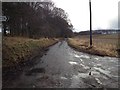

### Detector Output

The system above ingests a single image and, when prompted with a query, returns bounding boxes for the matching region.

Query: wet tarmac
[3,40,120,88]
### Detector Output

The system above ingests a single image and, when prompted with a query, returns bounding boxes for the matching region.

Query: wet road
[5,41,119,88]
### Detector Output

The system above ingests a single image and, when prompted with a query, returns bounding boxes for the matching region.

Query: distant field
[68,34,119,57]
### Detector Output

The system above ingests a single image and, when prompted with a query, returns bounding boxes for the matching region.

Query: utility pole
[89,0,92,47]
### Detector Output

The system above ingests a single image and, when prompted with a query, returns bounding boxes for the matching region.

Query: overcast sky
[52,0,119,32]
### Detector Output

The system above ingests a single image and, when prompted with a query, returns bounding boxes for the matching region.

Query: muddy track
[3,40,119,88]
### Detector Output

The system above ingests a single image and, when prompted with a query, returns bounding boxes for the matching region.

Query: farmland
[68,34,119,57]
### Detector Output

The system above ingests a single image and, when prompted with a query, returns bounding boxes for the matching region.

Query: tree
[2,1,73,38]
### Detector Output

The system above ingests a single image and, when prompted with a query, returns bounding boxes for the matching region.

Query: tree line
[74,29,120,36]
[2,0,73,38]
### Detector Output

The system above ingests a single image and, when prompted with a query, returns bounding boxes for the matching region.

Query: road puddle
[93,67,111,77]
[25,68,45,76]
[74,54,90,59]
[94,58,99,60]
[60,76,67,80]
[80,63,90,69]
[69,61,78,65]
[95,78,102,84]
[79,55,90,59]
[70,73,91,88]
[74,54,80,58]
[77,73,89,78]
[91,71,100,75]
[94,64,102,67]
[80,59,83,62]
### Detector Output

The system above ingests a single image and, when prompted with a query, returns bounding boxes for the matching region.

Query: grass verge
[68,34,119,57]
[3,37,59,68]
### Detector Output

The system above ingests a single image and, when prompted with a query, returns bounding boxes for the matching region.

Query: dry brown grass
[3,37,58,67]
[68,34,119,57]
